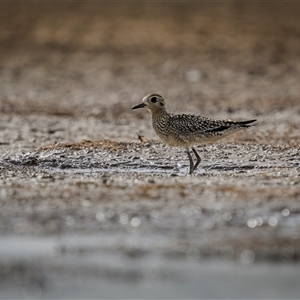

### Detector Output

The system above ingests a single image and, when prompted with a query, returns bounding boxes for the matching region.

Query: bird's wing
[168,114,256,134]
[168,113,226,134]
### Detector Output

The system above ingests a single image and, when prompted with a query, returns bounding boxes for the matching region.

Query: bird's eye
[150,96,157,103]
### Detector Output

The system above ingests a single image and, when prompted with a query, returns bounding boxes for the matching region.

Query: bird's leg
[185,147,194,175]
[191,147,201,172]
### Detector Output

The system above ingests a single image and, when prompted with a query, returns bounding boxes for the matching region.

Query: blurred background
[0,2,300,299]
[1,2,299,120]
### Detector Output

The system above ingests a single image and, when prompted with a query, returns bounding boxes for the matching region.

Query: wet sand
[0,3,300,299]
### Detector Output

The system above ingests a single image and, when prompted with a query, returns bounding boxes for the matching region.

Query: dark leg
[191,147,201,172]
[185,147,194,175]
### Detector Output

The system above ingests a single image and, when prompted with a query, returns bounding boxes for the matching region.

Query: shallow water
[1,235,300,299]
[1,143,300,299]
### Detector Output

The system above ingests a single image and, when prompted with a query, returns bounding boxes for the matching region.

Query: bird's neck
[149,107,169,123]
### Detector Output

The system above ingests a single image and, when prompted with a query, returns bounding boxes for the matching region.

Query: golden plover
[132,94,256,174]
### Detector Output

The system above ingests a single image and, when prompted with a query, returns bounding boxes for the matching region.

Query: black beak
[132,102,146,109]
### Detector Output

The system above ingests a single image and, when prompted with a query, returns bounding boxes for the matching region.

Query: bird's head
[132,94,166,112]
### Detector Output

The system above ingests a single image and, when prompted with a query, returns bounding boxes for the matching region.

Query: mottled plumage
[132,94,256,174]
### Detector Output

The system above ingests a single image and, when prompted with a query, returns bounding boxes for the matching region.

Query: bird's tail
[236,119,257,127]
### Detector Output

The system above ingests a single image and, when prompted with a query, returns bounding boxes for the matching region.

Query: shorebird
[132,94,256,174]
